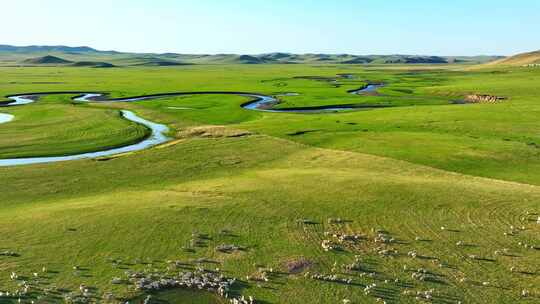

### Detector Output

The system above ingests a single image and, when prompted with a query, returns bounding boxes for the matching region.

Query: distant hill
[20,55,115,68]
[341,57,372,64]
[0,45,115,54]
[0,44,505,66]
[486,50,540,66]
[446,55,506,64]
[23,55,72,65]
[129,57,190,66]
[236,55,265,64]
[135,60,187,66]
[71,61,115,68]
[258,52,293,61]
[369,55,448,64]
[176,53,485,65]
[185,54,266,64]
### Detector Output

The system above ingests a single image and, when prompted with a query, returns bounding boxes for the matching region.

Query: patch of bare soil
[464,94,507,103]
[178,126,251,139]
[285,257,313,274]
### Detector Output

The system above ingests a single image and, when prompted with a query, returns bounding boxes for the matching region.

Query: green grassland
[1,63,540,303]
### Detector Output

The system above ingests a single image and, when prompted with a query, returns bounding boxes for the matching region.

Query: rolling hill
[486,49,540,66]
[369,55,447,64]
[0,45,504,66]
[21,56,115,68]
[131,58,190,66]
[0,45,101,53]
[22,55,72,65]
[70,61,116,68]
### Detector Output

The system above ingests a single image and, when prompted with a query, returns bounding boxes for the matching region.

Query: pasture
[0,64,539,303]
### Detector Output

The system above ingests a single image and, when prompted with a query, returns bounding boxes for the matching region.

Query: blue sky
[3,0,539,55]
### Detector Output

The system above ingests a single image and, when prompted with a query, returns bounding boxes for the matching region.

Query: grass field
[1,64,540,303]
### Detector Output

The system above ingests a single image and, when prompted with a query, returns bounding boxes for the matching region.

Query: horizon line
[0,43,511,57]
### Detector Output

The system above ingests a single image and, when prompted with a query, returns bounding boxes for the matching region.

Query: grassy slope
[1,134,540,303]
[1,64,540,303]
[242,68,540,185]
[485,50,540,66]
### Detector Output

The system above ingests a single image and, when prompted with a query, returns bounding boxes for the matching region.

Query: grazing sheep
[215,244,245,253]
[102,292,115,301]
[407,250,418,258]
[328,218,344,224]
[143,295,152,304]
[309,272,353,285]
[128,267,253,303]
[335,233,364,243]
[374,233,394,244]
[363,283,377,295]
[321,240,339,251]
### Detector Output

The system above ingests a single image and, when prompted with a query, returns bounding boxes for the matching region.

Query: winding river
[0,110,169,166]
[0,83,382,166]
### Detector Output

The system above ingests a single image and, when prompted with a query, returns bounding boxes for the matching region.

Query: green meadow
[1,64,540,303]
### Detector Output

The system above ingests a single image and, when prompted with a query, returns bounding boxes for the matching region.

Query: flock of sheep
[1,213,539,303]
